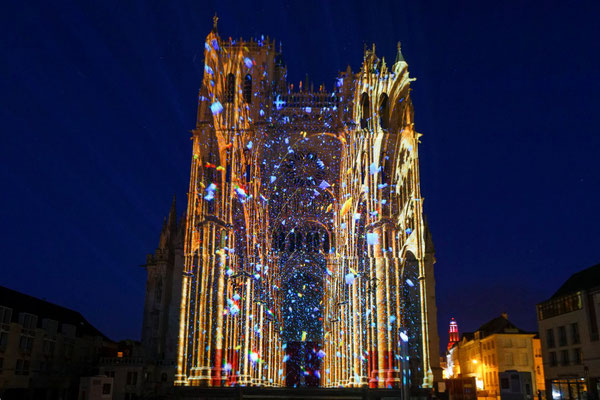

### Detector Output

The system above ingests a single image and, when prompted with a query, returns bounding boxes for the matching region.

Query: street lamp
[473,359,484,391]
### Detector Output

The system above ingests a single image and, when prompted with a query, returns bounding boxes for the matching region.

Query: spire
[168,195,177,227]
[159,195,177,250]
[212,13,218,33]
[424,215,435,254]
[395,41,405,63]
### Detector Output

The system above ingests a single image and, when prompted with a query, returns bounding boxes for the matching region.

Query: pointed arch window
[243,74,252,104]
[312,232,320,252]
[360,93,370,129]
[379,93,389,129]
[380,151,388,184]
[384,230,390,251]
[245,164,251,183]
[226,73,235,104]
[225,165,231,182]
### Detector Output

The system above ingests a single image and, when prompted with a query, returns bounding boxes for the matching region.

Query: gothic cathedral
[173,19,441,390]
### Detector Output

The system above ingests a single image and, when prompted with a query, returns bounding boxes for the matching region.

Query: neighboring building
[446,313,545,400]
[175,17,441,390]
[441,357,448,379]
[498,371,533,400]
[97,200,186,400]
[447,347,461,382]
[98,340,147,400]
[141,196,185,389]
[78,375,113,400]
[0,286,114,400]
[536,263,600,400]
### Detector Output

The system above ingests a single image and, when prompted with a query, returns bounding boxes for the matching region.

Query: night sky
[2,0,599,354]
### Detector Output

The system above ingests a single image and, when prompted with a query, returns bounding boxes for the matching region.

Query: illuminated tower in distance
[448,318,459,351]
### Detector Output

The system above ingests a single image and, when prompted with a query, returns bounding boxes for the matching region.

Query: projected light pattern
[175,18,439,391]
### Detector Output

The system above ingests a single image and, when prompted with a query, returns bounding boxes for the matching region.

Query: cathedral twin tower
[174,20,440,391]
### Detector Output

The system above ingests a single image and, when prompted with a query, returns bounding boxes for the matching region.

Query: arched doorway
[279,250,327,387]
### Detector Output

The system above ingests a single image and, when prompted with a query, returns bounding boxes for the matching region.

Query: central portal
[280,251,326,386]
[267,138,338,387]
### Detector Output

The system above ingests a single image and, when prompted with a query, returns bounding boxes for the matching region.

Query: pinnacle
[395,41,405,64]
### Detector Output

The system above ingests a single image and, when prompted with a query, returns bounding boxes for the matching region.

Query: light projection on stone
[175,19,438,391]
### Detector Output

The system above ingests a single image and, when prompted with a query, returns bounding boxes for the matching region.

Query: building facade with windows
[94,200,186,400]
[0,286,113,400]
[78,375,114,400]
[97,341,147,400]
[537,263,600,400]
[141,196,186,390]
[446,314,545,400]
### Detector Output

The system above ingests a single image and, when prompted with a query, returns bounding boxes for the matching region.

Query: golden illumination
[175,23,438,390]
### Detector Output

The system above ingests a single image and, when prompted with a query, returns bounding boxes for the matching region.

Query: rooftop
[460,313,533,341]
[551,263,600,299]
[0,285,110,340]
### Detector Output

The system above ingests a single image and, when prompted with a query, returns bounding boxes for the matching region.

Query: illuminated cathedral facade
[175,18,441,391]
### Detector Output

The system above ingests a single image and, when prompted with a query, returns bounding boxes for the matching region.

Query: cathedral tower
[448,318,459,351]
[142,197,186,380]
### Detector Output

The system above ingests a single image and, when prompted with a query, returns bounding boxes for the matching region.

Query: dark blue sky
[2,0,599,352]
